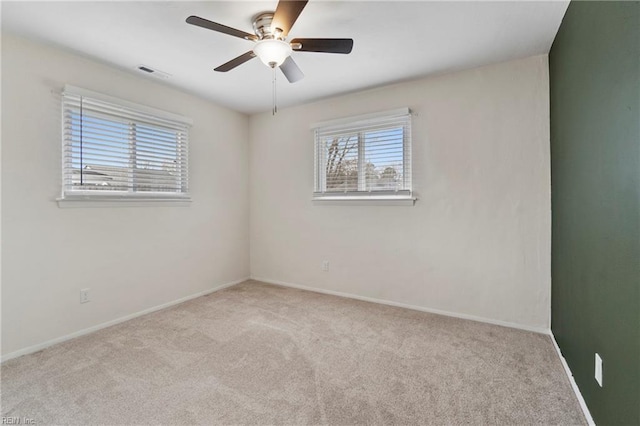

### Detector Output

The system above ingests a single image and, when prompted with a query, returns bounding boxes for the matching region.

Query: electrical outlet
[80,288,90,304]
[595,353,603,387]
[321,260,329,272]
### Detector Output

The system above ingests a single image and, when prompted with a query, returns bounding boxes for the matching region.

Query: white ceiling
[1,1,568,115]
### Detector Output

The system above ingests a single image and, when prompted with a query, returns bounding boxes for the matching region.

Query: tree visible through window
[325,134,358,191]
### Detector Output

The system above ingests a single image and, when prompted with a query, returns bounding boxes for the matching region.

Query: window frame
[58,85,192,207]
[312,108,415,205]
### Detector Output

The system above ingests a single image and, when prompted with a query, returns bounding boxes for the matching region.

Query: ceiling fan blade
[272,0,309,37]
[214,51,257,72]
[290,38,353,54]
[186,16,257,41]
[279,56,304,83]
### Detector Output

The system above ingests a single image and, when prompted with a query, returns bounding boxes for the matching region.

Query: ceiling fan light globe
[253,40,292,68]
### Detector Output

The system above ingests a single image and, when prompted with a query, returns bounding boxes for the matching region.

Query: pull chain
[272,65,278,115]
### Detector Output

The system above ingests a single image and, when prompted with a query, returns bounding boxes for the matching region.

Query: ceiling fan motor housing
[253,13,282,40]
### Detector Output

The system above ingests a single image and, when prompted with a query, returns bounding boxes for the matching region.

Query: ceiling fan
[186,0,354,84]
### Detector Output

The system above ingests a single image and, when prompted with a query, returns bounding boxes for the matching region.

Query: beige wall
[1,35,250,357]
[249,55,551,331]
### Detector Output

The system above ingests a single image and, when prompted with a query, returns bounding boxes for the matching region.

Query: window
[60,86,191,202]
[313,108,413,202]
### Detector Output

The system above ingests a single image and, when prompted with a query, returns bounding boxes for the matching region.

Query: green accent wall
[550,1,640,425]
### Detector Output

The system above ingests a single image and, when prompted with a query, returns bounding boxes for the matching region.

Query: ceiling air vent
[136,65,171,80]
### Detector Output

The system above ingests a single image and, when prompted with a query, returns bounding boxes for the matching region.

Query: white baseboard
[1,277,249,363]
[250,276,550,335]
[550,332,596,425]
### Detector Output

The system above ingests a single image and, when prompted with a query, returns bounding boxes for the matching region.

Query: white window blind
[313,108,412,198]
[61,86,191,200]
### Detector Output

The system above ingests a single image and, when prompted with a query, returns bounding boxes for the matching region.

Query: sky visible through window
[364,127,404,189]
[69,111,181,191]
[69,112,129,169]
[135,124,179,171]
[70,113,178,170]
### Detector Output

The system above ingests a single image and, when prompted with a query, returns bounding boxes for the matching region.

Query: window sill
[312,195,416,206]
[57,196,192,208]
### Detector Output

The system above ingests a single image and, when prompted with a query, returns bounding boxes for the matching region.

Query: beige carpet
[2,280,585,425]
